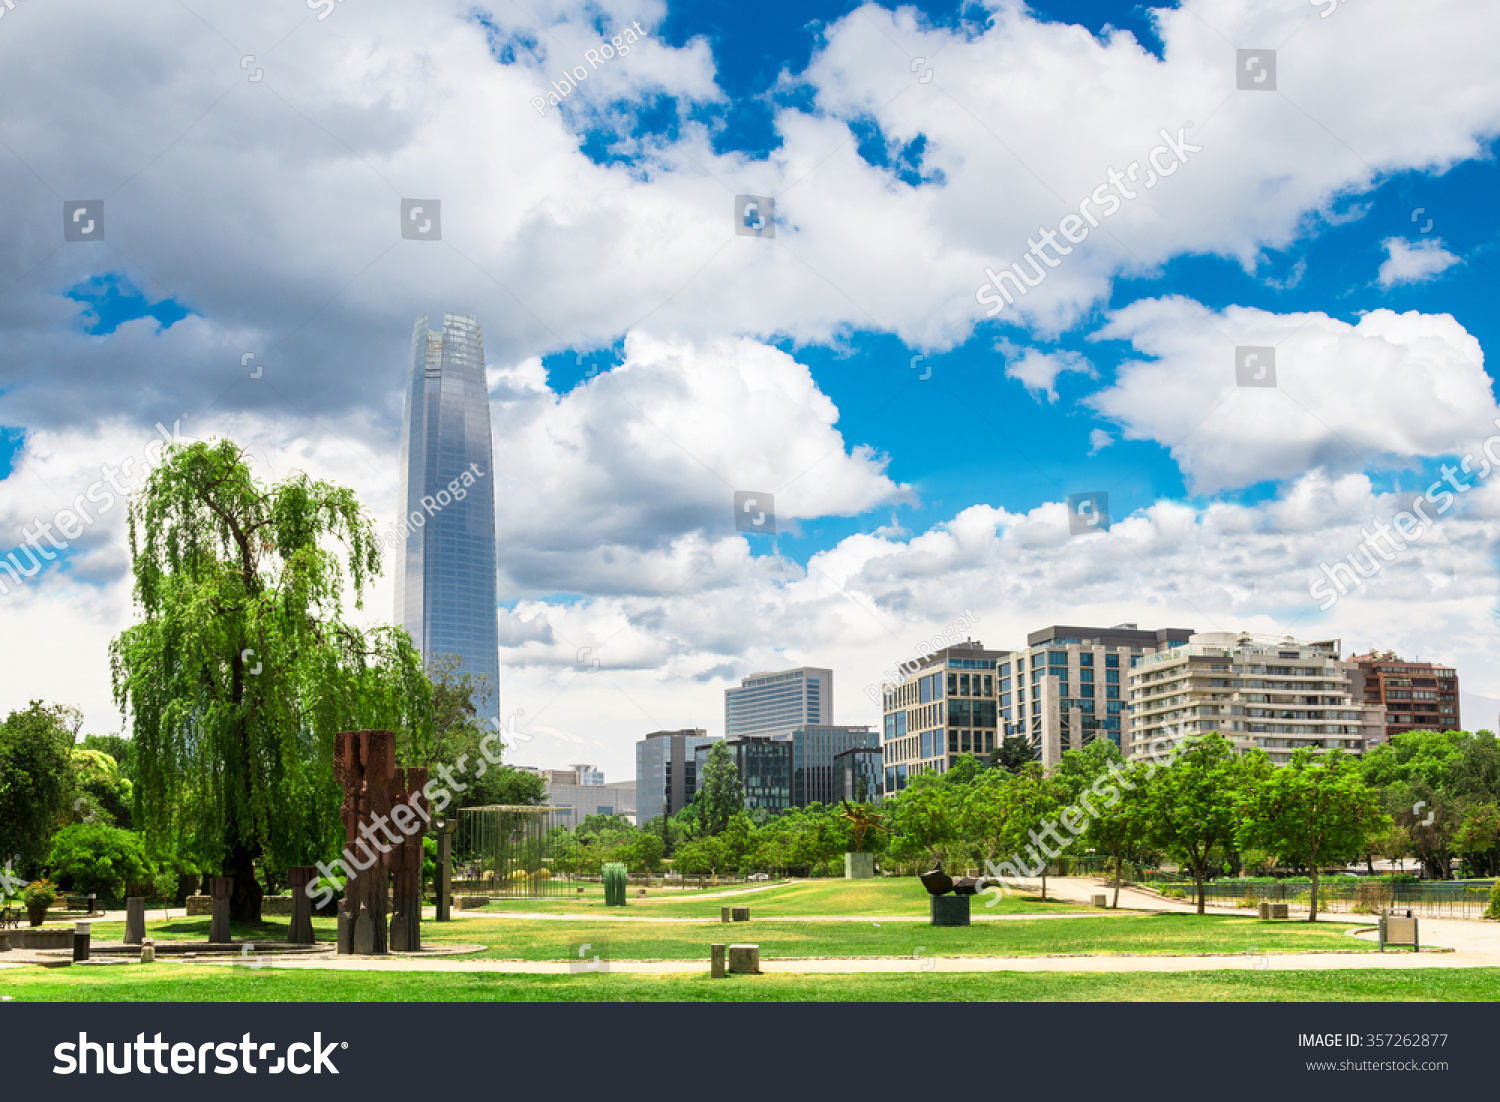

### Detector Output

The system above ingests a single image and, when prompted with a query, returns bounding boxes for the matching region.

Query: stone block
[844,852,875,880]
[1258,901,1289,920]
[1091,893,1108,908]
[721,906,731,923]
[727,944,760,974]
[140,938,155,964]
[710,942,726,979]
[732,906,750,922]
[931,895,971,927]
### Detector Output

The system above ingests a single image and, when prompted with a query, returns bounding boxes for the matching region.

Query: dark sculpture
[920,863,997,897]
[388,766,430,952]
[208,876,234,943]
[333,730,430,955]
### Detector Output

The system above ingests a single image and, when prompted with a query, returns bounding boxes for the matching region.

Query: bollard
[72,921,91,963]
[124,897,146,945]
[710,943,726,979]
[139,938,156,964]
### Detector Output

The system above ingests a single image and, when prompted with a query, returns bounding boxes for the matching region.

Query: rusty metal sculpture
[388,766,430,952]
[207,876,234,943]
[838,801,889,854]
[335,730,392,955]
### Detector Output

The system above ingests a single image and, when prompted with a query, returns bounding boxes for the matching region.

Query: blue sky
[4,0,1500,770]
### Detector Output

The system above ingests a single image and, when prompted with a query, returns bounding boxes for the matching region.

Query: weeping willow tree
[110,440,433,921]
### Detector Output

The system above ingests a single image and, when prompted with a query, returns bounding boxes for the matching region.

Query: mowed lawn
[424,912,1381,961]
[71,908,1381,963]
[2,965,1495,1003]
[476,878,1088,917]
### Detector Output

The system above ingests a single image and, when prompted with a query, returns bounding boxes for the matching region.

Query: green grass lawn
[73,908,1380,962]
[477,878,1088,917]
[426,913,1380,961]
[1,965,1492,1002]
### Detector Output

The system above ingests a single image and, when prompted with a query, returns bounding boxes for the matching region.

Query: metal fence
[1152,878,1495,919]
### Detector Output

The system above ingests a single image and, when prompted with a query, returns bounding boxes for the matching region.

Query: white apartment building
[1126,632,1386,763]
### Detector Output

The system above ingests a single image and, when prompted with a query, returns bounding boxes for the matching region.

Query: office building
[1348,652,1461,738]
[546,779,636,824]
[1127,632,1386,764]
[833,745,884,803]
[533,764,604,787]
[881,640,1007,794]
[635,729,719,825]
[394,312,500,723]
[695,736,793,814]
[725,667,832,739]
[1005,624,1194,768]
[792,725,880,806]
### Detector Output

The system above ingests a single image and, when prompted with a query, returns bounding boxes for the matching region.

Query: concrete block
[721,906,732,923]
[844,852,875,880]
[732,906,750,922]
[727,944,760,974]
[710,943,726,979]
[1091,893,1108,908]
[1258,901,1289,920]
[931,895,971,927]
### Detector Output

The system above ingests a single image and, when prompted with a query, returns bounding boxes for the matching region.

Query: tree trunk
[1112,848,1122,909]
[1040,870,1047,901]
[1308,864,1319,922]
[226,843,262,923]
[1194,868,1205,915]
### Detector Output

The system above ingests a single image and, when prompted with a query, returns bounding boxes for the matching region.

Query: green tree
[695,741,743,836]
[991,735,1033,774]
[109,440,433,921]
[46,822,152,898]
[1145,731,1241,915]
[69,747,134,828]
[994,762,1069,900]
[884,773,961,869]
[1454,803,1500,877]
[1059,739,1151,908]
[0,702,76,876]
[1236,749,1387,921]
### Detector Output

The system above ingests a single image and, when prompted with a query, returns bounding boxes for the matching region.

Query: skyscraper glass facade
[394,313,500,723]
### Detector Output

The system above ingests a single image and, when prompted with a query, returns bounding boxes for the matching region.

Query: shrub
[1485,880,1500,921]
[22,879,57,910]
[1352,881,1389,915]
[1238,892,1260,910]
[1160,887,1186,899]
[45,822,151,898]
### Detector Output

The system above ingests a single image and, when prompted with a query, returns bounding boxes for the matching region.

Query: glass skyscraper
[394,313,500,723]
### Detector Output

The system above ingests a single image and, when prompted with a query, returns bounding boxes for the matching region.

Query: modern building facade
[695,736,794,814]
[725,667,832,739]
[791,725,880,807]
[635,729,719,825]
[1348,652,1461,738]
[833,745,884,803]
[881,640,1007,794]
[1006,624,1194,768]
[545,780,636,823]
[1127,633,1386,763]
[394,312,500,723]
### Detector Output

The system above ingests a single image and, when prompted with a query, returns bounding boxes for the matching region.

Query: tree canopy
[109,440,433,919]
